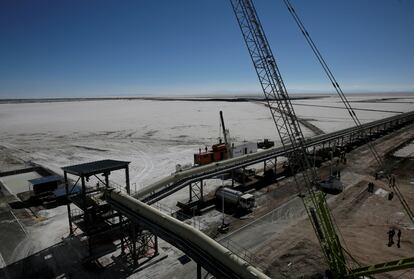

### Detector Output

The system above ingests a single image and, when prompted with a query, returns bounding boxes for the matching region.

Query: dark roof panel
[29,175,63,186]
[62,159,130,176]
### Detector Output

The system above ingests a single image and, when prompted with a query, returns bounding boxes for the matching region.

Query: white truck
[215,186,255,210]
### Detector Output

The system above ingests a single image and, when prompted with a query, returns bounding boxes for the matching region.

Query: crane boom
[229,0,347,276]
[220,110,232,158]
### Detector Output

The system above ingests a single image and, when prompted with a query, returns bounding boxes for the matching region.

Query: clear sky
[1,0,413,98]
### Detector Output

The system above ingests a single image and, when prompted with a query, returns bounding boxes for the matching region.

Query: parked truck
[215,186,255,210]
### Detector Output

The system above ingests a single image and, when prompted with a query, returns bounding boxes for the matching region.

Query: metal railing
[221,239,262,269]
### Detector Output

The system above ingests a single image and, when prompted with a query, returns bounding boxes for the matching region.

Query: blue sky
[0,0,413,98]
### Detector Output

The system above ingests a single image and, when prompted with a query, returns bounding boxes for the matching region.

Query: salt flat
[0,94,413,278]
[0,94,412,199]
[0,172,41,195]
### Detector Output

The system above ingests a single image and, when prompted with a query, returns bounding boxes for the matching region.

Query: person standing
[397,229,402,248]
[387,228,395,247]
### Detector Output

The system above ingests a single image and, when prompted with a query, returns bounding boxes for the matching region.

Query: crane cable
[280,0,375,268]
[282,0,414,225]
[282,0,383,167]
[281,0,356,263]
[282,0,414,264]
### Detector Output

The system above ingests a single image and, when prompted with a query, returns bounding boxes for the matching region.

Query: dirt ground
[254,124,414,278]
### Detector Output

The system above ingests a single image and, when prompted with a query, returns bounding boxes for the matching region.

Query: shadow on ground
[0,237,130,279]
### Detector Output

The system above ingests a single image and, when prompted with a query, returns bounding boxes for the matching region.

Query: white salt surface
[0,100,304,191]
[394,141,414,158]
[8,205,70,263]
[291,95,414,133]
[374,188,389,198]
[0,95,412,201]
[0,172,41,195]
[0,100,282,141]
[0,253,5,269]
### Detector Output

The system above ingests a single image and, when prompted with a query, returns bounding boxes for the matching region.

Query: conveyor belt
[135,111,414,204]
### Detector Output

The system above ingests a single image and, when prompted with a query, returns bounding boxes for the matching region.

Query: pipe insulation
[105,190,270,279]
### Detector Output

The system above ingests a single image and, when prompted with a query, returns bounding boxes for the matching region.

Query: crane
[229,0,414,277]
[220,110,232,158]
[229,0,346,276]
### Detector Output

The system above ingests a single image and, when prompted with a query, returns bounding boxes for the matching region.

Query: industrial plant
[0,1,413,279]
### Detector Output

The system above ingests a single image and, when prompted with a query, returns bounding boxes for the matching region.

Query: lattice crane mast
[229,0,347,276]
[230,1,414,277]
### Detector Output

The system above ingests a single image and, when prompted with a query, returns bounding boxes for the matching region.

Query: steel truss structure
[62,160,159,268]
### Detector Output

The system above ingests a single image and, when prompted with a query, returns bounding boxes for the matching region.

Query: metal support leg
[197,263,202,279]
[125,167,130,195]
[81,176,92,255]
[200,180,204,202]
[120,214,125,255]
[132,224,138,266]
[64,171,73,236]
[154,235,159,256]
[104,173,109,188]
[242,167,246,186]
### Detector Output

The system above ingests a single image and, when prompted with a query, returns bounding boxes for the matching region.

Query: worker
[205,146,208,152]
[387,228,395,247]
[397,229,402,248]
[367,182,374,193]
[388,191,394,200]
[337,170,341,180]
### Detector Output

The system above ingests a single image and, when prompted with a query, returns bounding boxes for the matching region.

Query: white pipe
[107,190,270,279]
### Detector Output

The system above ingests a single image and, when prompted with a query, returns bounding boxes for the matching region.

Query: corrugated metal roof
[29,175,62,186]
[62,159,130,176]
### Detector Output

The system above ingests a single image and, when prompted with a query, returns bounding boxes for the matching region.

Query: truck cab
[239,193,255,210]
